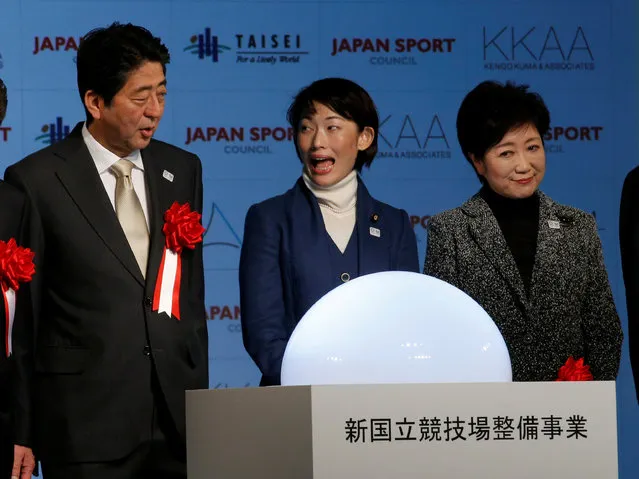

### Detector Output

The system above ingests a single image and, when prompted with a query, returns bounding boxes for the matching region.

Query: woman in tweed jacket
[424,81,623,381]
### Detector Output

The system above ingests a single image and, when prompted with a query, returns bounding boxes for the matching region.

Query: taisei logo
[187,28,306,65]
[184,27,231,62]
[36,117,70,145]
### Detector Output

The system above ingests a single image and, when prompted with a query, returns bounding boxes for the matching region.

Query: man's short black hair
[77,22,170,123]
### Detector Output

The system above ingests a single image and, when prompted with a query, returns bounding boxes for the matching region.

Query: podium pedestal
[186,382,617,478]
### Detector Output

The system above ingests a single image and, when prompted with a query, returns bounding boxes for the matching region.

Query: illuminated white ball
[281,272,511,385]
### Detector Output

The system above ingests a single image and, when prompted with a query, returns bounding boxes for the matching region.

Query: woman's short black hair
[287,77,379,171]
[456,80,550,179]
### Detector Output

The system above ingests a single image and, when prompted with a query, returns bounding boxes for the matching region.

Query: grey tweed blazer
[424,191,623,381]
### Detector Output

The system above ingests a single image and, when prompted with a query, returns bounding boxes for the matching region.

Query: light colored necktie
[111,159,149,278]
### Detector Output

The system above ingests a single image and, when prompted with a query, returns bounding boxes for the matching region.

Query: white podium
[186,382,617,479]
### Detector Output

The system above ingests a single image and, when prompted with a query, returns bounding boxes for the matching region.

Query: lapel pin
[548,220,560,229]
[557,215,575,227]
[369,226,381,238]
[162,170,174,182]
[370,213,379,223]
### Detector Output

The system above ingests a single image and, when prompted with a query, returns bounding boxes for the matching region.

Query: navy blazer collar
[297,175,389,270]
[290,174,390,296]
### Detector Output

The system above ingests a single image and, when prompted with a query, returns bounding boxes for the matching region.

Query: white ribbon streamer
[157,250,178,316]
[4,287,16,357]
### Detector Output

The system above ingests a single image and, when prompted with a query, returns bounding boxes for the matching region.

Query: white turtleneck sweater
[303,169,358,253]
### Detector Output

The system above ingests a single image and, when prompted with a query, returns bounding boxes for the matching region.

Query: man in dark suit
[620,168,639,402]
[0,78,36,479]
[7,24,208,479]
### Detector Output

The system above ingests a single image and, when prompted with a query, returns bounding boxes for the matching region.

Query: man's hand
[12,445,35,479]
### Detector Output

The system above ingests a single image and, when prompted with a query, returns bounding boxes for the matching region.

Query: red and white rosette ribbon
[0,238,35,357]
[152,202,205,320]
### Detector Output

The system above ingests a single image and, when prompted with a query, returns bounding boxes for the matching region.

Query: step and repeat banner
[0,0,637,475]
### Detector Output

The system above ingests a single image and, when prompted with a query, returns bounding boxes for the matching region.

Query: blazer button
[340,272,351,283]
[143,345,151,358]
[144,297,153,308]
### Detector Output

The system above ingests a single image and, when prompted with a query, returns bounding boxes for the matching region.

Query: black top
[480,185,540,295]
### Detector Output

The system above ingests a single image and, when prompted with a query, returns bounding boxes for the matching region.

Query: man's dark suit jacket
[4,123,208,463]
[0,180,27,477]
[620,166,639,402]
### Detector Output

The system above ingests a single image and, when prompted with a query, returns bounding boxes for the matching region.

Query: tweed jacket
[424,190,623,381]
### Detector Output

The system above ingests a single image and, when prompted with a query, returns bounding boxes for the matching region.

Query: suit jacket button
[143,345,151,358]
[340,272,351,283]
[144,297,152,308]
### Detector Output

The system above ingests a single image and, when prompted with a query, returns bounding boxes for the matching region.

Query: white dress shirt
[82,123,150,230]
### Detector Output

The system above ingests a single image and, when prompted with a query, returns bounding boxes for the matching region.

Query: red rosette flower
[0,238,35,291]
[162,202,206,254]
[556,356,593,381]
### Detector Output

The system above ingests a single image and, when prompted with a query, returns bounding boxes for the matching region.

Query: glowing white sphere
[281,272,511,385]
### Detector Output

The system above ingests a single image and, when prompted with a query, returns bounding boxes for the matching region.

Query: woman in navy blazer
[240,78,419,386]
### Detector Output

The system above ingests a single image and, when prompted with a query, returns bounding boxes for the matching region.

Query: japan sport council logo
[32,35,82,63]
[543,125,603,154]
[483,26,595,72]
[185,125,293,155]
[207,304,241,333]
[331,36,456,66]
[35,117,71,145]
[186,27,307,65]
[377,113,451,159]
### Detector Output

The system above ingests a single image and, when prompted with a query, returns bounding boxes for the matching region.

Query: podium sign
[186,382,617,478]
